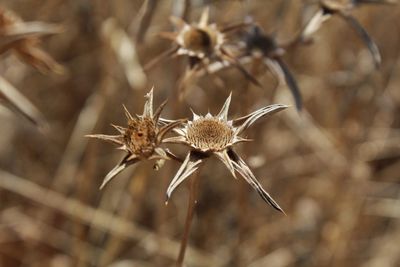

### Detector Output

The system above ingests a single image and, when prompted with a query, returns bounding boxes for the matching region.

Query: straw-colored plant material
[101,18,147,90]
[0,5,65,74]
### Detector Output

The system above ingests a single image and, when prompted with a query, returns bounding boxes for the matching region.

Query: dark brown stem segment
[176,172,199,267]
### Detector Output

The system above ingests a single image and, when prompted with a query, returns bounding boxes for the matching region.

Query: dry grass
[1,1,400,266]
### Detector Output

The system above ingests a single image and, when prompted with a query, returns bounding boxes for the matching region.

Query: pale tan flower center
[186,118,234,151]
[182,27,217,54]
[124,118,157,157]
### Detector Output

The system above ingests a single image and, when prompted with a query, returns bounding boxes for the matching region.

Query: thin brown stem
[176,171,200,267]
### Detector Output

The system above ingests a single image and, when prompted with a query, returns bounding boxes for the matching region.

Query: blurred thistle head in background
[163,93,288,213]
[168,7,224,62]
[145,7,261,99]
[87,88,184,189]
[240,25,303,110]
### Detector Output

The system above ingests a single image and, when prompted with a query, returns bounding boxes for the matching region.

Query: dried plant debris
[86,88,184,189]
[300,0,397,69]
[243,26,303,110]
[0,5,64,74]
[163,93,288,213]
[145,7,260,96]
[0,75,46,129]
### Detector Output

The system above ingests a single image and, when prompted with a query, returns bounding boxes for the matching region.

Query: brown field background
[1,0,400,266]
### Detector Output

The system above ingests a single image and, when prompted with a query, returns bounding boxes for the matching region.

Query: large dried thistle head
[87,88,184,189]
[0,6,64,74]
[163,93,288,213]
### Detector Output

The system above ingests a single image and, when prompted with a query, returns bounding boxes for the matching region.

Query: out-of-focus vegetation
[1,0,400,266]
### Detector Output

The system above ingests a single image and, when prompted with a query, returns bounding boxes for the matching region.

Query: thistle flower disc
[186,117,234,152]
[124,117,157,157]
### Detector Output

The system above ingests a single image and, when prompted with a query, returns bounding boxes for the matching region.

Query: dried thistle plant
[86,89,184,189]
[300,0,397,69]
[145,7,260,98]
[0,5,64,74]
[163,93,288,213]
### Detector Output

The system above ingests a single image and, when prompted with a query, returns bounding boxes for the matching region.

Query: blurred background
[1,0,400,266]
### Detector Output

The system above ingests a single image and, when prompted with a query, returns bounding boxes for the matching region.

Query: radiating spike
[157,119,186,143]
[99,154,139,189]
[153,99,168,122]
[234,104,288,135]
[217,92,232,121]
[122,104,134,120]
[165,152,203,203]
[143,87,154,118]
[198,7,210,27]
[190,108,201,121]
[215,150,236,179]
[111,124,126,134]
[228,149,285,214]
[85,134,124,146]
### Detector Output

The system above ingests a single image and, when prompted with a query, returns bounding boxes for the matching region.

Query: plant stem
[176,172,199,267]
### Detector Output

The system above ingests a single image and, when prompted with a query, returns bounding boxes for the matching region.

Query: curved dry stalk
[176,168,200,267]
[338,12,381,69]
[0,75,47,129]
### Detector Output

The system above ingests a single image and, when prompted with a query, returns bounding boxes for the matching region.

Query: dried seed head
[164,94,289,213]
[87,88,184,189]
[186,117,234,152]
[124,117,157,157]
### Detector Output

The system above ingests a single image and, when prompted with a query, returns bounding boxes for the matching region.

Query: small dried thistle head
[0,6,64,74]
[145,7,261,96]
[168,7,225,60]
[87,88,184,189]
[163,93,288,213]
